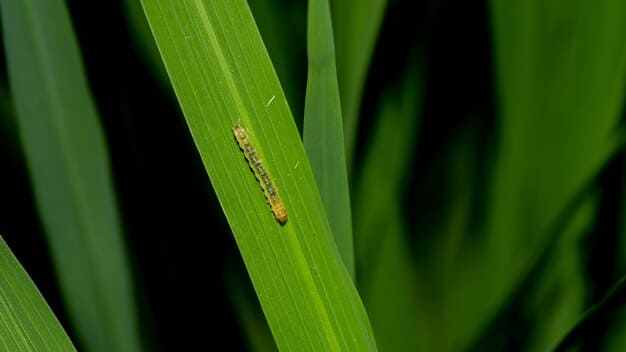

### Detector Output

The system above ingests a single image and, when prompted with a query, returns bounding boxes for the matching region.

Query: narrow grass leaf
[332,0,388,161]
[304,0,354,278]
[140,1,376,350]
[0,235,76,351]
[0,0,142,351]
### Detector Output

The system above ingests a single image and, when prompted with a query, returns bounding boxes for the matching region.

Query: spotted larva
[232,123,288,224]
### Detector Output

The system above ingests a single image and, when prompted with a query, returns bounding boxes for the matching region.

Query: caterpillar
[232,123,288,224]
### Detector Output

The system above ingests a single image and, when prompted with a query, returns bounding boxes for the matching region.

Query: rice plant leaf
[0,0,142,351]
[139,1,376,350]
[332,0,388,160]
[304,0,354,278]
[0,235,76,351]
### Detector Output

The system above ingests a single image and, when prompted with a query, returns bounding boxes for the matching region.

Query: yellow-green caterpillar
[232,123,287,224]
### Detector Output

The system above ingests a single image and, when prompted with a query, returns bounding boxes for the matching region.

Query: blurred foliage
[0,0,625,350]
[1,0,142,350]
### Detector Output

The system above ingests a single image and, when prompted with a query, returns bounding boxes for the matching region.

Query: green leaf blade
[304,0,354,279]
[140,1,376,350]
[0,235,76,351]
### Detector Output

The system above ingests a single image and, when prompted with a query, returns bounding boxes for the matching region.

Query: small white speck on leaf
[266,95,276,107]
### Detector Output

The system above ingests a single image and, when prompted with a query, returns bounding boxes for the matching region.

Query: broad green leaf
[0,235,76,351]
[332,0,388,161]
[140,1,377,350]
[0,0,142,351]
[304,0,354,278]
